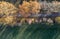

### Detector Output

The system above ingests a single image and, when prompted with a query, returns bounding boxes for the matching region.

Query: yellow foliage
[4,16,14,24]
[55,17,60,23]
[0,1,18,16]
[0,1,17,25]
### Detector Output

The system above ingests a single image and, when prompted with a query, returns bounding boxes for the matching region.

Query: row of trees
[0,1,60,25]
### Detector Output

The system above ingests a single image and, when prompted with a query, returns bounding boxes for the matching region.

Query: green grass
[0,23,60,39]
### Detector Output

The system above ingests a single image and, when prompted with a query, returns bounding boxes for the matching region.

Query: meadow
[0,23,60,39]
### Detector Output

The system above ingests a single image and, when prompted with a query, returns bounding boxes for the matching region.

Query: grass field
[0,23,60,39]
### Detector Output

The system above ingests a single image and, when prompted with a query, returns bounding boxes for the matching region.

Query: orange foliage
[19,0,41,17]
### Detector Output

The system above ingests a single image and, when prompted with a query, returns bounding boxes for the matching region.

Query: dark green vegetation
[0,23,60,39]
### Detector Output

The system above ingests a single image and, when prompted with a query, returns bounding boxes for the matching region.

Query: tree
[0,1,18,25]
